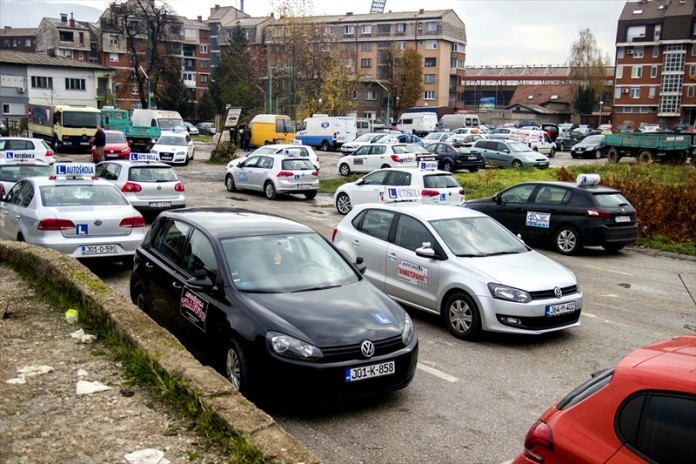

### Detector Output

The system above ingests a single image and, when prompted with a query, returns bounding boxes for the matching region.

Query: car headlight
[266,331,322,360]
[402,312,415,345]
[176,151,186,156]
[488,283,532,303]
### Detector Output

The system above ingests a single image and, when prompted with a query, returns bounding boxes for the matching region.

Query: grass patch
[635,235,696,256]
[191,135,214,142]
[319,174,361,194]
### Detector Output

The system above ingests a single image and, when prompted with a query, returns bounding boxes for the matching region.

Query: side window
[357,209,395,242]
[260,157,274,169]
[243,156,261,168]
[385,170,411,186]
[107,163,121,180]
[152,219,191,264]
[13,181,35,207]
[4,181,26,205]
[276,119,284,132]
[361,170,389,185]
[501,184,536,203]
[394,214,435,252]
[373,146,386,155]
[534,186,566,205]
[182,229,218,282]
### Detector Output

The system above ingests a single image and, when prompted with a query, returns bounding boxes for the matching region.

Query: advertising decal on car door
[397,259,429,288]
[180,288,209,332]
[526,211,551,228]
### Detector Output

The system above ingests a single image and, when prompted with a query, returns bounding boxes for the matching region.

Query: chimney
[240,0,244,11]
[215,4,220,10]
[60,13,68,22]
[70,12,75,28]
[197,15,202,22]
[347,12,353,16]
[419,8,424,14]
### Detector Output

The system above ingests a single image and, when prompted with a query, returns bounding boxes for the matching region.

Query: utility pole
[139,66,151,109]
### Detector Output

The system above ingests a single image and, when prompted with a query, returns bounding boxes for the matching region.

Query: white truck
[131,109,186,134]
[397,112,438,136]
[507,128,557,157]
[295,115,357,151]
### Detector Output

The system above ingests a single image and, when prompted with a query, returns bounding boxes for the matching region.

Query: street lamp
[598,100,604,127]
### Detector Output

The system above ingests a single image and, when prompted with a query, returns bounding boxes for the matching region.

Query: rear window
[281,159,315,170]
[423,174,460,189]
[0,165,52,182]
[592,192,631,208]
[105,132,127,143]
[557,368,614,410]
[129,166,179,182]
[40,184,129,206]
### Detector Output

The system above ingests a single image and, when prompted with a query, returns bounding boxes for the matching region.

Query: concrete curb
[0,241,321,464]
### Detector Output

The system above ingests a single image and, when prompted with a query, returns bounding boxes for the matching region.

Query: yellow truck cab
[249,114,295,147]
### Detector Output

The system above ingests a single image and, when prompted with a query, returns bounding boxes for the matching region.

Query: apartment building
[35,14,92,62]
[613,0,696,128]
[0,27,37,53]
[182,17,212,102]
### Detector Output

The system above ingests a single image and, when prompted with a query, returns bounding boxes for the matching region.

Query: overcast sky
[0,0,629,65]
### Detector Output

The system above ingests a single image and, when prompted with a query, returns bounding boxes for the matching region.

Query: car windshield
[40,184,129,207]
[430,216,528,257]
[129,166,178,182]
[250,146,281,155]
[105,132,127,143]
[158,119,185,131]
[353,134,377,143]
[592,192,631,207]
[423,174,460,189]
[0,164,52,182]
[157,135,187,146]
[583,135,604,144]
[423,133,445,141]
[403,145,429,154]
[507,141,533,152]
[281,159,315,170]
[62,111,100,129]
[222,233,359,293]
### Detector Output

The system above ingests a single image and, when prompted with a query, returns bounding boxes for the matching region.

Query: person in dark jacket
[94,125,106,162]
[241,126,251,152]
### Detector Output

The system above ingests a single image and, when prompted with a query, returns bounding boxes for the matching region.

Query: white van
[295,116,357,151]
[131,109,186,134]
[355,118,373,137]
[507,128,556,156]
[439,114,481,131]
[397,112,438,136]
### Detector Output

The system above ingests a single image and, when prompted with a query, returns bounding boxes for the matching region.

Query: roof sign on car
[576,174,601,187]
[131,153,158,162]
[290,138,303,145]
[381,187,422,202]
[53,162,96,178]
[2,151,35,160]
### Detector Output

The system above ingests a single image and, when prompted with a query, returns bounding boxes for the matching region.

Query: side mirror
[355,256,367,274]
[415,243,436,259]
[495,193,503,205]
[187,269,214,290]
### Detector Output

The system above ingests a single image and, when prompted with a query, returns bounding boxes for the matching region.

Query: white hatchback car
[334,166,465,215]
[226,143,320,171]
[0,159,53,198]
[150,132,195,165]
[0,137,55,165]
[337,143,418,176]
[332,203,583,340]
[340,133,390,154]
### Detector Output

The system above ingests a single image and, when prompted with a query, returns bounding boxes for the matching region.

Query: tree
[380,45,424,117]
[196,91,217,122]
[568,28,609,115]
[157,55,194,117]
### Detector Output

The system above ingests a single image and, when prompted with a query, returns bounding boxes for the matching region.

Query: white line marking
[582,312,597,318]
[417,363,459,383]
[584,265,632,276]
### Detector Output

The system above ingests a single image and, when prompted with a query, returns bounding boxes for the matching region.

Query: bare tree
[568,28,609,115]
[380,45,424,115]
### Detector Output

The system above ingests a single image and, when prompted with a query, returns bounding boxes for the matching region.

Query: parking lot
[61,144,695,464]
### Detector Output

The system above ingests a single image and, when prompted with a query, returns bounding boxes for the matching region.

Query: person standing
[242,126,251,152]
[94,125,106,162]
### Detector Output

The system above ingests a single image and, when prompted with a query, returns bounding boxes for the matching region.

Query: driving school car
[0,162,145,264]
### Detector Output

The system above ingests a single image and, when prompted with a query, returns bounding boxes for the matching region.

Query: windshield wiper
[480,251,519,257]
[456,253,485,257]
[291,285,340,293]
[238,289,280,294]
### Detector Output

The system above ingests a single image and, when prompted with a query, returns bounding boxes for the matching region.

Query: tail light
[390,154,402,163]
[459,188,466,196]
[311,170,319,177]
[522,420,554,463]
[421,189,440,197]
[122,182,142,193]
[45,149,54,158]
[38,218,75,230]
[331,226,338,242]
[276,171,294,177]
[586,208,611,219]
[0,184,5,196]
[120,215,145,228]
[174,182,185,192]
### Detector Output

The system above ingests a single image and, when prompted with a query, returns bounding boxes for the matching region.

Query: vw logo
[157,185,162,190]
[554,286,563,298]
[360,340,375,358]
[94,219,103,226]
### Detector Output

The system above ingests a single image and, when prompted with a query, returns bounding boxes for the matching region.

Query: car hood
[456,250,577,291]
[239,280,405,347]
[153,144,188,151]
[574,141,602,149]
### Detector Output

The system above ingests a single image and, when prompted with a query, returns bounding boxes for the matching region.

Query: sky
[0,0,630,65]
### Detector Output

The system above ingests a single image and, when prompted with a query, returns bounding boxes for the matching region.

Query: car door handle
[172,281,182,289]
[14,214,21,219]
[352,239,360,247]
[145,261,154,269]
[388,252,397,260]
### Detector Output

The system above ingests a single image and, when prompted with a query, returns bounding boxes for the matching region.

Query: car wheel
[560,142,566,151]
[335,192,352,215]
[511,159,523,168]
[304,190,317,200]
[131,281,151,315]
[183,154,190,166]
[594,150,601,159]
[191,149,195,160]
[339,163,351,176]
[570,153,578,159]
[264,181,277,200]
[224,338,250,392]
[607,148,620,163]
[442,160,454,173]
[638,150,654,163]
[468,167,479,173]
[602,244,625,253]
[554,226,582,255]
[321,140,329,151]
[549,147,556,158]
[225,174,237,192]
[442,292,481,341]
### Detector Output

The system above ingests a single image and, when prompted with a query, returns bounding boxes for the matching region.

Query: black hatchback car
[465,175,638,255]
[130,207,418,403]
[570,135,607,159]
[424,142,485,173]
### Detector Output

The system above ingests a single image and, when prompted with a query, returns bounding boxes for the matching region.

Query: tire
[339,163,351,176]
[264,181,277,200]
[559,142,566,152]
[637,150,654,163]
[51,137,58,151]
[224,338,250,393]
[442,160,455,173]
[335,192,352,215]
[602,244,625,253]
[321,140,329,152]
[191,148,195,160]
[131,281,152,315]
[548,147,556,158]
[607,148,620,163]
[225,174,237,192]
[441,292,481,341]
[511,159,523,168]
[304,190,317,200]
[468,167,479,173]
[554,225,582,255]
[183,154,190,166]
[594,150,602,160]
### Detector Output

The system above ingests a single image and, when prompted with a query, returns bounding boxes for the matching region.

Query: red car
[92,130,131,162]
[514,335,696,464]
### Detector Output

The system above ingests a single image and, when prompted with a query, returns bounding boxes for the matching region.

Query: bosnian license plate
[81,244,118,255]
[296,184,313,189]
[546,301,576,317]
[468,156,478,160]
[149,201,171,207]
[345,361,395,383]
[615,215,631,223]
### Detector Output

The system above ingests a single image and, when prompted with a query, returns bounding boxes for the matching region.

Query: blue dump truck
[100,108,160,152]
[604,132,692,164]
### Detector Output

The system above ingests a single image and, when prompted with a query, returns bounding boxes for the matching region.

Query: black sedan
[424,142,485,173]
[554,134,585,152]
[130,207,418,403]
[464,176,638,255]
[570,134,607,159]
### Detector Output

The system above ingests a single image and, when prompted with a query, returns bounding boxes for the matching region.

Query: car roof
[0,137,46,143]
[0,158,49,165]
[513,180,622,194]
[364,167,454,177]
[160,207,314,239]
[615,335,696,392]
[29,175,113,187]
[352,202,487,221]
[101,160,172,168]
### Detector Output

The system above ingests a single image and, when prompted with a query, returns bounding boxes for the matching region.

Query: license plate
[81,244,118,255]
[149,201,171,207]
[467,156,478,160]
[295,184,312,189]
[546,301,576,317]
[615,215,631,223]
[345,361,395,383]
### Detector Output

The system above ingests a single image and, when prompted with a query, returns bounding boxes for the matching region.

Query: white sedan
[150,133,195,165]
[337,143,418,176]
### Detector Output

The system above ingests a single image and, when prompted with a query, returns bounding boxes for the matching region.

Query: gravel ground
[0,265,230,464]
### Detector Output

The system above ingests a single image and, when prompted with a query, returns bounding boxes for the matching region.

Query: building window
[24,38,31,47]
[630,87,640,99]
[631,66,642,78]
[364,111,375,121]
[344,25,354,35]
[633,46,644,58]
[361,42,372,52]
[652,46,659,58]
[78,51,84,60]
[59,31,74,42]
[324,26,333,35]
[361,58,372,68]
[351,90,358,100]
[201,60,208,68]
[616,66,623,79]
[424,90,436,100]
[626,25,646,42]
[200,44,208,54]
[424,57,436,67]
[343,43,356,52]
[654,24,661,41]
[30,76,52,89]
[663,74,682,93]
[617,47,624,59]
[396,23,406,33]
[365,90,377,100]
[425,40,437,50]
[691,65,696,77]
[396,41,406,50]
[425,21,438,32]
[2,104,10,114]
[649,86,656,98]
[361,25,372,35]
[650,65,658,78]
[688,86,695,98]
[614,87,622,99]
[65,78,85,91]
[377,24,390,34]
[660,95,680,114]
[200,74,209,83]
[424,74,436,84]
[109,53,118,62]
